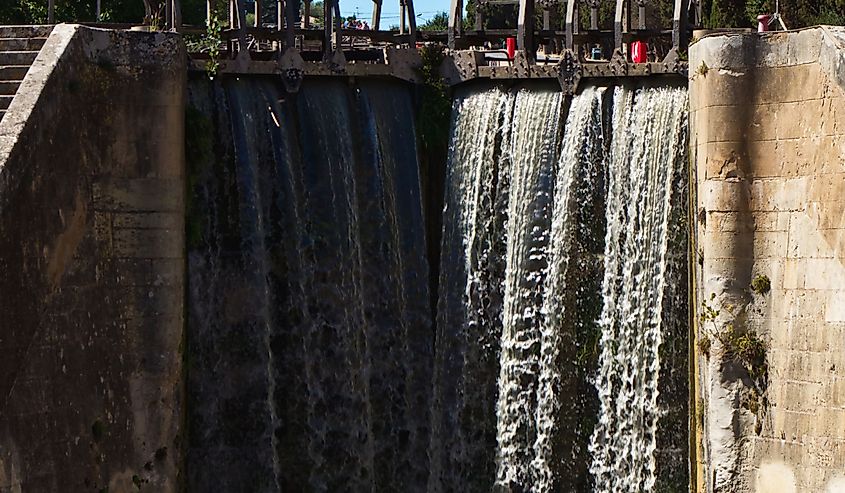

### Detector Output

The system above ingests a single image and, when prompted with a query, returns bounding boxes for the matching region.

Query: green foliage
[750,274,771,295]
[187,13,223,76]
[698,334,711,355]
[716,323,768,382]
[420,12,448,31]
[696,61,709,76]
[700,0,845,28]
[700,293,769,386]
[416,45,451,153]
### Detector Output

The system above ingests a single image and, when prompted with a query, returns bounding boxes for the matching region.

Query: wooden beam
[614,0,626,52]
[235,0,250,53]
[172,0,182,29]
[517,0,535,60]
[565,0,577,50]
[372,0,382,30]
[400,0,406,34]
[285,0,296,47]
[447,0,462,49]
[406,0,416,43]
[672,0,688,50]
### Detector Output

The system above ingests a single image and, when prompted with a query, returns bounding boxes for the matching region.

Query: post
[565,0,577,50]
[235,0,249,54]
[48,0,55,23]
[371,0,382,30]
[400,0,406,34]
[172,0,182,29]
[637,0,646,30]
[254,0,261,27]
[447,0,462,49]
[406,0,416,43]
[324,0,333,53]
[304,0,311,28]
[589,0,598,29]
[285,0,296,48]
[517,0,535,60]
[207,0,213,26]
[165,0,172,29]
[332,0,341,48]
[672,0,689,51]
[614,0,626,53]
[96,0,101,21]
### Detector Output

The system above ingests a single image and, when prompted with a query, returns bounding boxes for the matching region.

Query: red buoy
[631,41,648,63]
[506,37,516,60]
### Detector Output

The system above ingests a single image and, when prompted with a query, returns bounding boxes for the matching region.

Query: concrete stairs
[0,26,52,121]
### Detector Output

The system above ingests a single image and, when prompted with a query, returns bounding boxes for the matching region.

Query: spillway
[185,77,689,492]
[431,82,689,492]
[186,77,433,492]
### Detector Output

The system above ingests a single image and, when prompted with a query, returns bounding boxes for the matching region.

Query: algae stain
[46,192,88,289]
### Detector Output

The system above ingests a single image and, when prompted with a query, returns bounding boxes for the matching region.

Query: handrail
[448,0,702,59]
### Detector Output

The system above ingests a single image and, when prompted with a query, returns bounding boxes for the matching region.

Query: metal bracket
[557,49,581,95]
[442,49,482,84]
[609,48,628,76]
[279,47,305,93]
[383,46,423,83]
[323,46,347,74]
[513,50,532,78]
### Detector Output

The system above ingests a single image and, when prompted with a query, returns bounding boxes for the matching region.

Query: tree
[419,12,447,31]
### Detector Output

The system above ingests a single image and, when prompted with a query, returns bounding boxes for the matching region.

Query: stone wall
[691,27,845,493]
[0,26,185,492]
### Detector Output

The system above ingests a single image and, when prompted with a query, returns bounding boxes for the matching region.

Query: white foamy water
[588,85,689,492]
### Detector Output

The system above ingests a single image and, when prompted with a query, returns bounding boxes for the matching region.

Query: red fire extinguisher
[506,37,516,60]
[631,40,648,63]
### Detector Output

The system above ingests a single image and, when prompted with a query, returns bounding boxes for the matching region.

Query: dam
[0,0,844,491]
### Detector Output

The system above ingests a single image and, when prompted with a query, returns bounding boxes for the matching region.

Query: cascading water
[431,82,688,492]
[186,77,432,492]
[588,85,689,492]
[185,74,687,492]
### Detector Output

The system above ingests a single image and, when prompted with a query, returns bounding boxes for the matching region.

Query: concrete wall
[691,27,845,493]
[0,26,185,492]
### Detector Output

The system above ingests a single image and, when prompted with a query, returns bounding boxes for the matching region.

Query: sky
[338,0,450,25]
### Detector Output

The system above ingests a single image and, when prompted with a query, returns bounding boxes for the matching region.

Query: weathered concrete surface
[0,25,185,492]
[691,27,845,493]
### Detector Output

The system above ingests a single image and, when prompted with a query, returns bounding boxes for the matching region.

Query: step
[0,26,54,39]
[0,81,20,95]
[0,66,30,80]
[0,38,46,51]
[0,51,38,66]
[0,96,12,110]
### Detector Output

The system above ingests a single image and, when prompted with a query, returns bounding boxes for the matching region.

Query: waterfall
[432,83,688,492]
[186,77,432,492]
[588,86,689,492]
[186,76,688,492]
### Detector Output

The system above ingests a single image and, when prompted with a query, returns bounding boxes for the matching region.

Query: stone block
[809,174,845,203]
[788,212,834,259]
[702,178,752,212]
[754,231,789,259]
[750,177,809,212]
[803,258,845,290]
[784,259,806,289]
[111,219,183,259]
[92,178,183,213]
[827,293,845,323]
